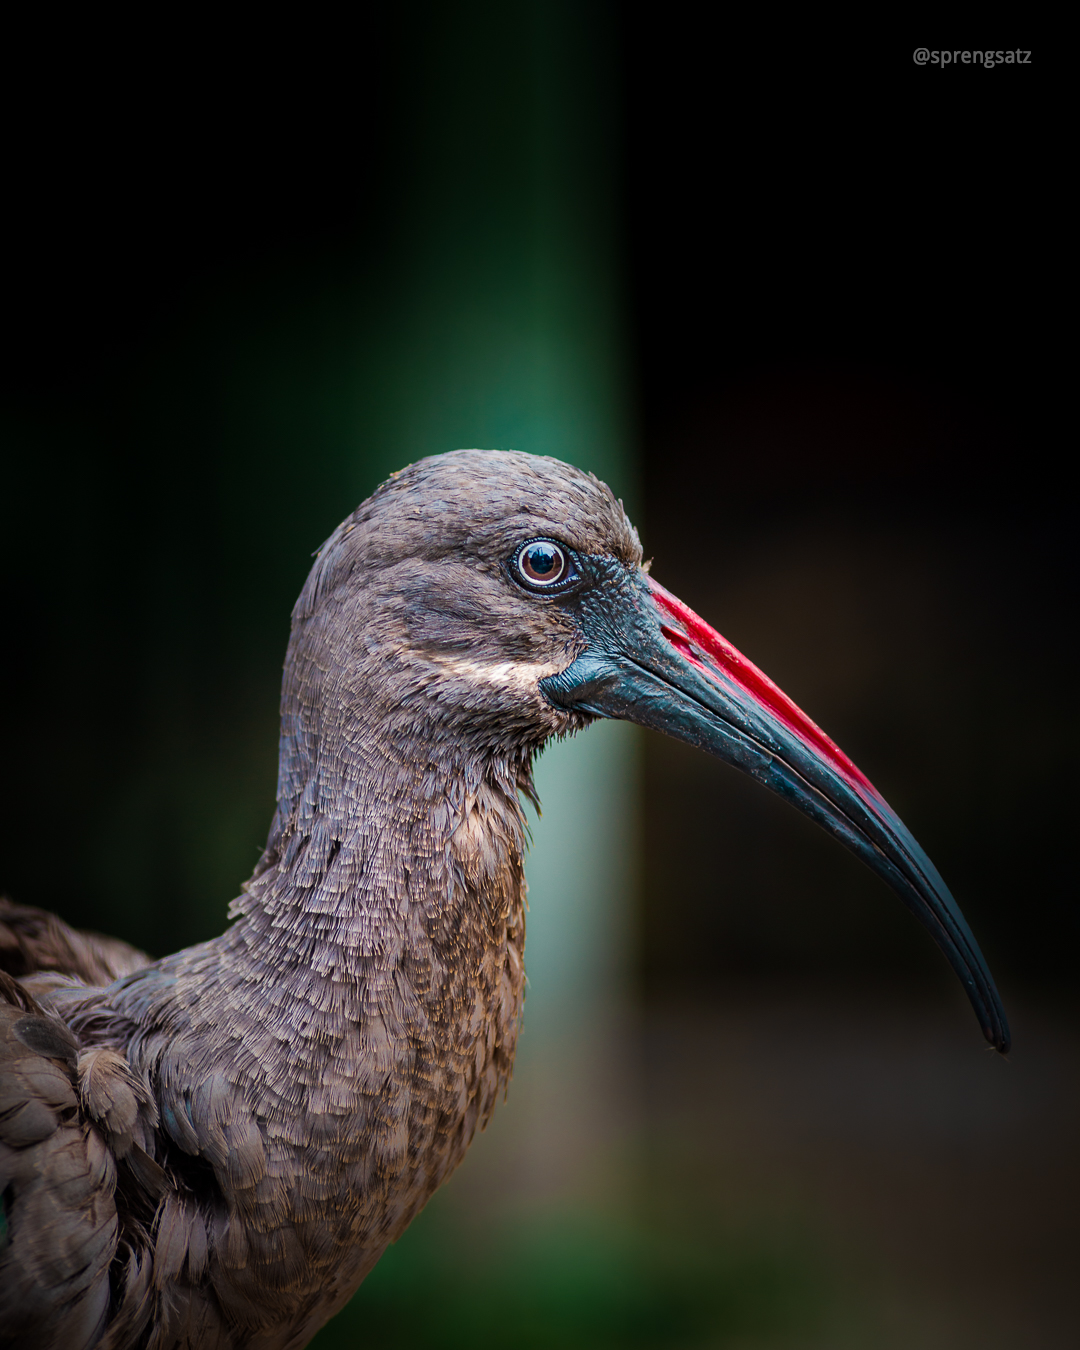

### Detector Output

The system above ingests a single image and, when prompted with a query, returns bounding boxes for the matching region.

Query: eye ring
[513,539,572,590]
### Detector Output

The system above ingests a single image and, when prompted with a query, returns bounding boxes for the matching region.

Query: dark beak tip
[641,573,1011,1057]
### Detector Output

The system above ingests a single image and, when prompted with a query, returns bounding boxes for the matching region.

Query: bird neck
[77,729,532,1344]
[105,723,531,1178]
[233,724,533,935]
[155,726,535,1081]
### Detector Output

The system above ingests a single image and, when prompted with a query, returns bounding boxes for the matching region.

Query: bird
[0,448,1009,1349]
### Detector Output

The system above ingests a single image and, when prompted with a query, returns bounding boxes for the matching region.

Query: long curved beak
[540,570,1010,1053]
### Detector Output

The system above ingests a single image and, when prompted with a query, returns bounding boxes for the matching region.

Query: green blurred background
[2,8,1073,1347]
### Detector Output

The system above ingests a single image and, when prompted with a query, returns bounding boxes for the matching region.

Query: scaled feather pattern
[0,451,640,1349]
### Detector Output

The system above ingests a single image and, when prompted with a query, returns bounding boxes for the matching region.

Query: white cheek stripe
[431,656,561,693]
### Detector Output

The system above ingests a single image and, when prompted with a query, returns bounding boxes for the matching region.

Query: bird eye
[515,539,571,589]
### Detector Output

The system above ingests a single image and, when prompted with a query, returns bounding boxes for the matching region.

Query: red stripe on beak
[648,576,883,808]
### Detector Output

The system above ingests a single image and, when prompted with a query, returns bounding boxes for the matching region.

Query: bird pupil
[517,541,566,586]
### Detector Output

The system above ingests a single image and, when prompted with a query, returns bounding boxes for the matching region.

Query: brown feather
[0,451,641,1347]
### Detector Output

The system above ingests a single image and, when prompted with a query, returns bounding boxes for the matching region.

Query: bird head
[282,449,641,763]
[278,448,1009,1052]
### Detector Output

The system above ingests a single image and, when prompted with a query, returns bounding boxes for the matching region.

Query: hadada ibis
[0,449,1008,1348]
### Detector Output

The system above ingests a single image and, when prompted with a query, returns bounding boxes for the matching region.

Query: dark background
[626,40,1071,1002]
[2,9,1072,1347]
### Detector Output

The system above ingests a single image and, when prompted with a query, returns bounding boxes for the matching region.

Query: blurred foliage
[0,0,632,962]
[313,1205,828,1350]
